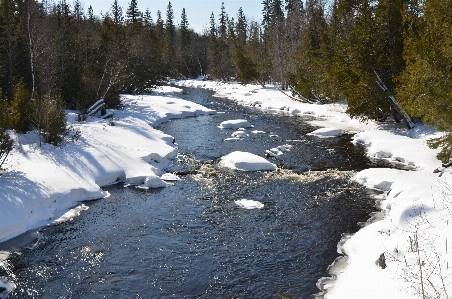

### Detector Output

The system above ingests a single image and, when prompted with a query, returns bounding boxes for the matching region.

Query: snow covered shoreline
[0,86,214,243]
[176,79,452,298]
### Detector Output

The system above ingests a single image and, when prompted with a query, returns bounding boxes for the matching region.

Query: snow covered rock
[218,119,253,129]
[161,173,180,181]
[224,137,241,142]
[219,151,276,171]
[231,131,248,138]
[235,199,264,209]
[134,175,167,189]
[307,128,342,138]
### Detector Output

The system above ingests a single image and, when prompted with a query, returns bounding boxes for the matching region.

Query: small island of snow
[219,151,276,171]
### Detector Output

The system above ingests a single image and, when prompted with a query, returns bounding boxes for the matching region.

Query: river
[0,87,379,298]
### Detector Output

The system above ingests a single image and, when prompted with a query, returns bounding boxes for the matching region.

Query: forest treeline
[0,0,452,166]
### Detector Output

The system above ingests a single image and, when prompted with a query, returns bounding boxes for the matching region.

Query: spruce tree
[126,0,141,25]
[236,7,247,46]
[111,0,124,25]
[180,8,190,50]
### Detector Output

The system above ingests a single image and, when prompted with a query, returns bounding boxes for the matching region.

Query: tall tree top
[262,0,272,28]
[236,7,247,44]
[126,0,140,24]
[111,0,123,25]
[180,8,189,29]
[166,1,174,29]
[209,11,217,38]
[218,2,228,39]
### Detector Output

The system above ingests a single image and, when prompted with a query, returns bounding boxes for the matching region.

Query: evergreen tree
[207,12,218,77]
[180,8,190,50]
[164,2,176,75]
[218,2,228,40]
[88,5,95,23]
[0,0,17,98]
[126,0,141,25]
[143,8,153,28]
[30,94,67,146]
[10,78,31,134]
[111,0,124,25]
[262,0,272,32]
[236,7,247,46]
[179,8,193,77]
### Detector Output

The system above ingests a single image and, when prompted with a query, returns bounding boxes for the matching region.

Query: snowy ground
[175,79,452,299]
[1,78,451,298]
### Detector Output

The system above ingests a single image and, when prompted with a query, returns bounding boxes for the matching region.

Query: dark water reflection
[0,87,378,298]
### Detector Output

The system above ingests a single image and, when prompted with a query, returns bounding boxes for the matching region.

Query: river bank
[1,79,450,298]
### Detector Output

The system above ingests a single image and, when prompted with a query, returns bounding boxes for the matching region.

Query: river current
[0,87,378,298]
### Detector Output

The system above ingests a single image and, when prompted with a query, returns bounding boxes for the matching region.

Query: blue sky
[89,0,264,33]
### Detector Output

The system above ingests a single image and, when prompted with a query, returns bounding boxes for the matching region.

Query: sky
[88,0,264,33]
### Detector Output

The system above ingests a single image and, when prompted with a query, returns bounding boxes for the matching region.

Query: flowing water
[0,87,379,298]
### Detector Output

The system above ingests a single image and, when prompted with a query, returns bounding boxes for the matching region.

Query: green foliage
[326,0,405,120]
[232,44,260,85]
[30,94,68,146]
[397,0,452,162]
[10,79,31,134]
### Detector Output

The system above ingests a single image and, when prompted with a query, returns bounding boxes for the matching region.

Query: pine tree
[126,0,141,25]
[236,7,247,46]
[180,8,190,50]
[207,12,218,77]
[164,1,176,74]
[143,8,153,28]
[262,0,272,32]
[218,2,228,40]
[111,0,124,25]
[88,5,95,23]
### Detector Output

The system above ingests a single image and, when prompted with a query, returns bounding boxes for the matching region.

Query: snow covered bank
[175,79,451,299]
[0,87,214,242]
[175,79,379,133]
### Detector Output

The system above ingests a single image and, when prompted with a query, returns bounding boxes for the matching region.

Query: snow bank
[0,92,214,242]
[325,169,452,299]
[353,130,441,171]
[175,80,379,132]
[219,151,276,171]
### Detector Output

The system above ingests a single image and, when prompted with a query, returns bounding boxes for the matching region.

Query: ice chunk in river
[219,151,276,171]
